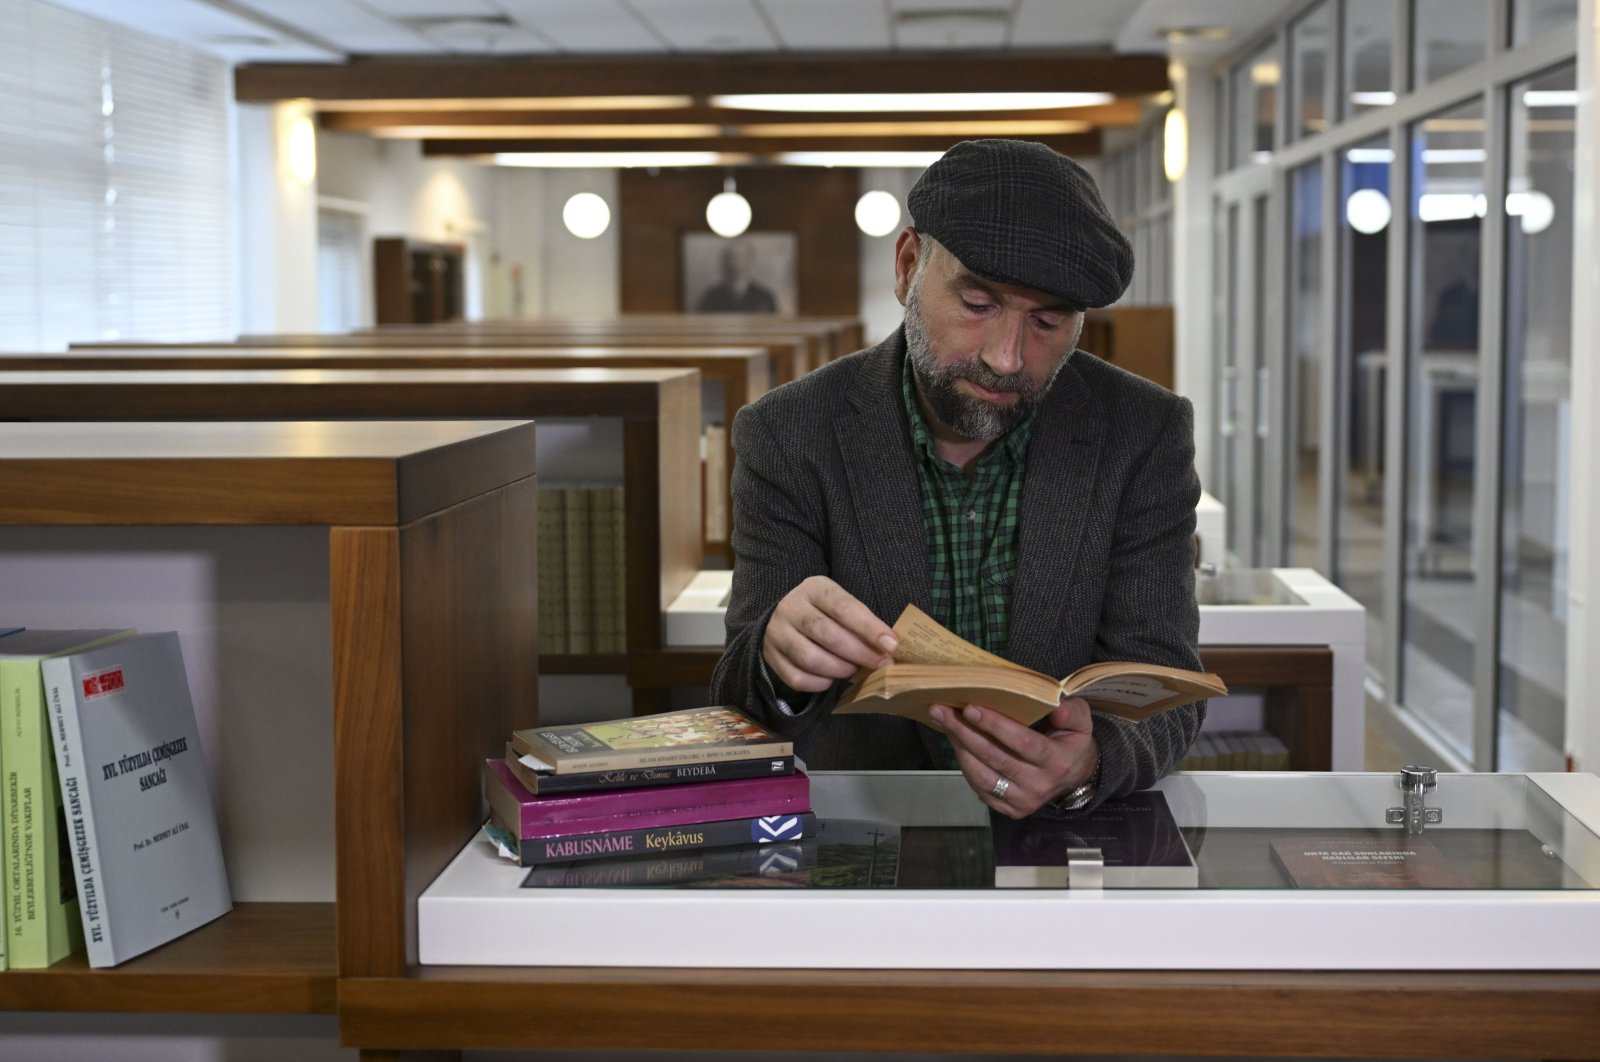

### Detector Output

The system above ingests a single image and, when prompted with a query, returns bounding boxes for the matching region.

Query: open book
[835,604,1226,727]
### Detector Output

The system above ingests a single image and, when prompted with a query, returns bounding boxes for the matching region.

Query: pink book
[484,757,811,839]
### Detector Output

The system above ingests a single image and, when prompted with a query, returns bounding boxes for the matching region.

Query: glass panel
[1499,64,1575,771]
[1287,161,1324,569]
[1336,137,1392,677]
[1512,0,1578,44]
[1232,44,1279,168]
[1402,99,1485,762]
[1221,200,1244,559]
[531,772,1600,892]
[1289,2,1330,141]
[1414,0,1489,87]
[1343,0,1395,118]
[1250,195,1269,562]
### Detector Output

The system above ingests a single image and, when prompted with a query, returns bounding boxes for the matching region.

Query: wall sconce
[705,176,752,238]
[286,113,317,186]
[562,192,611,239]
[1162,108,1188,183]
[854,190,901,237]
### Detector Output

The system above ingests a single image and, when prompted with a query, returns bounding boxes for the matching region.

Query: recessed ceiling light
[713,93,1113,113]
[1158,26,1232,43]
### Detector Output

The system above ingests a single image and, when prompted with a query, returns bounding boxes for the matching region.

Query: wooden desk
[338,966,1600,1058]
[0,420,536,1022]
[75,330,813,386]
[0,368,702,693]
[1,346,765,560]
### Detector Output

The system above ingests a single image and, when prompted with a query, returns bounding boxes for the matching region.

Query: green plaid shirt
[901,354,1034,766]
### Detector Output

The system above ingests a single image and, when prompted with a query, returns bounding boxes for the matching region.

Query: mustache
[935,360,1034,395]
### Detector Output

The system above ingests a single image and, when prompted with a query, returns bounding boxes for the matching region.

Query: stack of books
[485,705,812,868]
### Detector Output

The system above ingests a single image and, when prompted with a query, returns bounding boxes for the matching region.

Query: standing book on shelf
[0,628,135,969]
[42,631,232,968]
[991,790,1199,888]
[510,705,792,774]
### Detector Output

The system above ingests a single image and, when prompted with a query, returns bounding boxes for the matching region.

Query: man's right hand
[761,576,899,693]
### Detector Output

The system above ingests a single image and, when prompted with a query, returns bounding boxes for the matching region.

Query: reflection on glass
[1336,138,1390,677]
[1287,162,1324,569]
[1402,100,1485,763]
[1289,2,1330,141]
[1512,0,1578,43]
[1414,0,1488,86]
[1499,65,1575,771]
[1232,44,1278,168]
[1221,201,1243,560]
[1343,0,1394,118]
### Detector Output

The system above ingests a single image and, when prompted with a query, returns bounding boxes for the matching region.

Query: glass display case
[419,769,1600,969]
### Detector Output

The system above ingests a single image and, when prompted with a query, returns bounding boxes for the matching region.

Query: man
[709,139,1204,818]
[698,241,779,313]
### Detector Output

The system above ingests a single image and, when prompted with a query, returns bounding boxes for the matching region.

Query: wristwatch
[1049,752,1102,813]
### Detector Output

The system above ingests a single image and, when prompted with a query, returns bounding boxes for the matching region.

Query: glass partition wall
[1209,0,1578,770]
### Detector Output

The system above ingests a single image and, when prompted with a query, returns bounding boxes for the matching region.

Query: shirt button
[966,509,978,521]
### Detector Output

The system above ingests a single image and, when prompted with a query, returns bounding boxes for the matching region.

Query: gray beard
[903,284,1063,441]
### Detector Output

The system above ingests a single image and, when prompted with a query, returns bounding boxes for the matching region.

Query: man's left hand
[928,697,1096,818]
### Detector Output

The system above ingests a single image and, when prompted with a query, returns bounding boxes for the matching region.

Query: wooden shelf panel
[339,966,1600,1056]
[0,902,335,1014]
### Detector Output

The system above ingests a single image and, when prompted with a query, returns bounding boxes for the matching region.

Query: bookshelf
[0,367,703,705]
[0,420,536,1021]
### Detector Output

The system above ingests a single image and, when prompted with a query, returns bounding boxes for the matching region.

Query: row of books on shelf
[1179,730,1291,771]
[0,628,230,970]
[537,485,627,654]
[703,423,727,543]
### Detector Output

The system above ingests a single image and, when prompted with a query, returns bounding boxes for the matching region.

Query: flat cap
[907,139,1134,309]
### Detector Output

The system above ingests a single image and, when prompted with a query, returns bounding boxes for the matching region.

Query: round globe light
[1345,188,1391,235]
[705,189,752,238]
[1512,189,1555,235]
[854,190,902,237]
[561,192,611,239]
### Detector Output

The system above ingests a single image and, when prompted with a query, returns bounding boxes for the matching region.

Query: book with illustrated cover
[510,705,792,774]
[483,811,816,867]
[41,632,232,968]
[0,628,136,969]
[991,790,1199,888]
[837,605,1226,727]
[1270,832,1471,889]
[522,818,900,889]
[484,757,810,838]
[504,745,796,796]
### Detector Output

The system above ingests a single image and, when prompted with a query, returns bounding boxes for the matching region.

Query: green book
[1,629,135,968]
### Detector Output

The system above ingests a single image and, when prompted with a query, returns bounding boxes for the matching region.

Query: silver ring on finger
[989,774,1011,800]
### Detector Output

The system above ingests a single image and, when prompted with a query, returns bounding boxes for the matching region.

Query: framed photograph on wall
[681,232,798,314]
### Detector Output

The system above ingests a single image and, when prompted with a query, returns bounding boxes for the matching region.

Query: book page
[888,604,1032,672]
[1069,674,1190,708]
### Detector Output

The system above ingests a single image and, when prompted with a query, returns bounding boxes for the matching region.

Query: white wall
[1171,62,1218,488]
[235,102,319,335]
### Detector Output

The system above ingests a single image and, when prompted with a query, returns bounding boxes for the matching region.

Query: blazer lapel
[1007,354,1104,670]
[835,332,931,617]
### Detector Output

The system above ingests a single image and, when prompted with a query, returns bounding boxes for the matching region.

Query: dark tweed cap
[907,138,1134,309]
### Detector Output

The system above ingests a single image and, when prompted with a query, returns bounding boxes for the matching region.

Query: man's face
[898,234,1083,441]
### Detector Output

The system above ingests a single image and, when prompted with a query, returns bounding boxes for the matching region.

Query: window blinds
[0,0,234,351]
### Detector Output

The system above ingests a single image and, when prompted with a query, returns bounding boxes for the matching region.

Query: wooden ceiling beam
[317,100,1146,132]
[237,52,1169,102]
[420,131,1104,157]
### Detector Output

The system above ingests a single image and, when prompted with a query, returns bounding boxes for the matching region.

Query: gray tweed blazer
[709,327,1205,804]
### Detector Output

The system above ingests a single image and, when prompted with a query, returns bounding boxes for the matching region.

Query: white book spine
[41,661,112,967]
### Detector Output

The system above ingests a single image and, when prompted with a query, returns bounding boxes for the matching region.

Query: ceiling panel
[1115,0,1304,59]
[359,0,503,15]
[232,0,443,54]
[629,0,782,52]
[757,0,893,51]
[418,22,557,55]
[892,14,1009,51]
[493,0,668,53]
[1011,0,1133,49]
